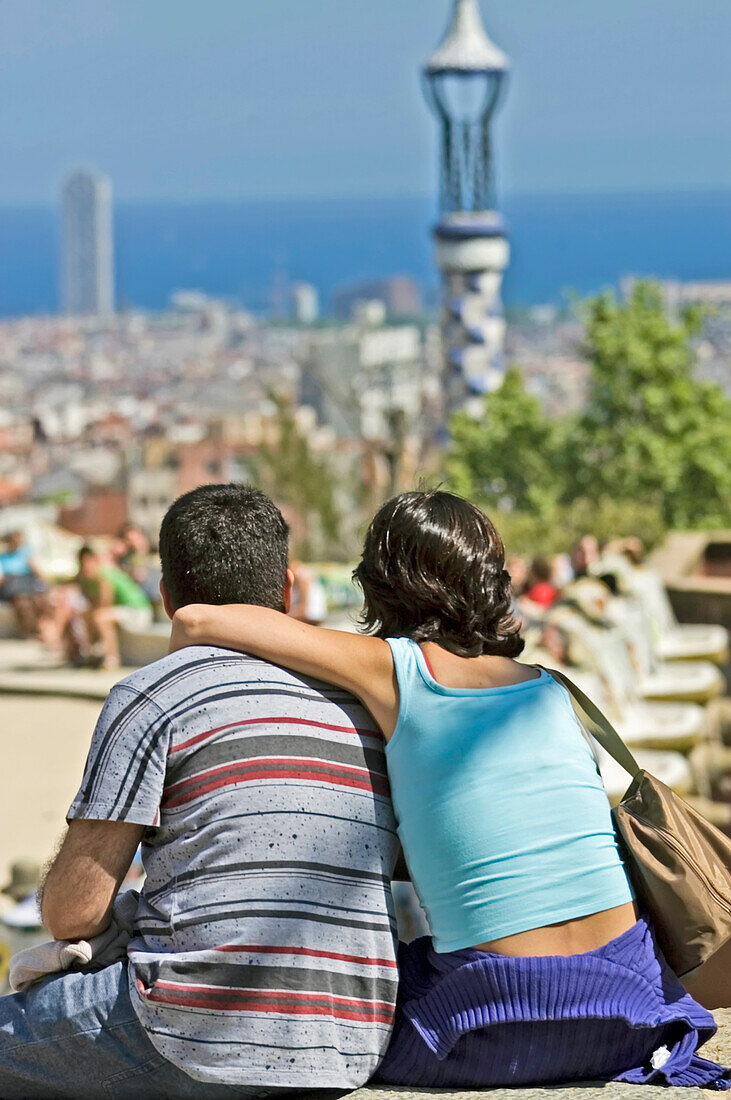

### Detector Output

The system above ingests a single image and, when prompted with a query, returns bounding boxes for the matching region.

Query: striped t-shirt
[67,645,399,1089]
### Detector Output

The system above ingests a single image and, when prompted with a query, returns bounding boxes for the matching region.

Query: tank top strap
[385,637,426,732]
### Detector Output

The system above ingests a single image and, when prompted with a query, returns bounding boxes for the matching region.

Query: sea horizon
[1,187,730,319]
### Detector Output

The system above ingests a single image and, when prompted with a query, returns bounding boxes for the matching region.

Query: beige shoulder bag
[543,665,731,997]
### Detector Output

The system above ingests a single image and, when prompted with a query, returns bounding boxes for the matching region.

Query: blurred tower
[292,282,320,325]
[61,168,115,316]
[423,0,510,411]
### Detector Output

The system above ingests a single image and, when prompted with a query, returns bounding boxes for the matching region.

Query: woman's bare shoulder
[421,644,540,689]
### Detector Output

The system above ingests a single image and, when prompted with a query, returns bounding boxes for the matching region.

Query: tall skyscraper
[423,0,510,411]
[61,168,115,316]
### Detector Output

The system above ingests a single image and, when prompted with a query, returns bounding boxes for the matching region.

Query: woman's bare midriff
[473,901,639,957]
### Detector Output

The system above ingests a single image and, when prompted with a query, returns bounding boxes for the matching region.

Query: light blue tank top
[385,637,633,953]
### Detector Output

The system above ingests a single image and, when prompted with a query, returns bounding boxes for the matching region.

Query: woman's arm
[171,605,399,737]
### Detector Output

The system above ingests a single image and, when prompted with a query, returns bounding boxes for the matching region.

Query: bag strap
[537,665,642,780]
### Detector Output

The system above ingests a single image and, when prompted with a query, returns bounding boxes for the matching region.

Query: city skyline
[1,0,730,205]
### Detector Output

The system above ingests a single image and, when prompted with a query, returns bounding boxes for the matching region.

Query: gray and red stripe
[68,646,399,1089]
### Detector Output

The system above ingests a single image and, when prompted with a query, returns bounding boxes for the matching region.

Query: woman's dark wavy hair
[353,489,524,658]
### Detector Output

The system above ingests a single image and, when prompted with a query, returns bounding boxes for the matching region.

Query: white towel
[9,889,139,993]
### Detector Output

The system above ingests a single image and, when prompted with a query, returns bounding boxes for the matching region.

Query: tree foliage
[490,497,667,558]
[447,281,731,547]
[570,281,731,528]
[447,366,562,517]
[254,395,342,560]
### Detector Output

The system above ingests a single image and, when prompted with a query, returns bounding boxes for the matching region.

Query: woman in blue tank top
[171,490,729,1091]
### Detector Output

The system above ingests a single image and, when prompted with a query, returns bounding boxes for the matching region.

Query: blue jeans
[0,961,313,1099]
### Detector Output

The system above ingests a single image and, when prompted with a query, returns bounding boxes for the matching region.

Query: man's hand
[40,819,144,942]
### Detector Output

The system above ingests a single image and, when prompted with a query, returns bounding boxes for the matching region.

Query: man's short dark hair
[159,484,289,610]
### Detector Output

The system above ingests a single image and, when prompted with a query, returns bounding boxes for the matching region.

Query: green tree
[491,497,666,558]
[447,366,562,517]
[254,396,342,560]
[570,281,731,528]
[445,281,730,549]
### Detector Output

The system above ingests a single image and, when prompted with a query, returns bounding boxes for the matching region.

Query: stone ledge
[348,1090,711,1099]
[347,1091,712,1100]
[0,639,123,701]
[344,1011,730,1099]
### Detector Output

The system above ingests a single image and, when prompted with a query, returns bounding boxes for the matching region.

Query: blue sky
[1,0,729,204]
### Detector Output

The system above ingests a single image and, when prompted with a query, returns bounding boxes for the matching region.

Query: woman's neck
[419,642,538,690]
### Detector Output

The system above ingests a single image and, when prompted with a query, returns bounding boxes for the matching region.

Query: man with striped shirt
[0,485,399,1098]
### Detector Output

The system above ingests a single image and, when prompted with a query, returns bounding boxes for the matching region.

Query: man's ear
[283,568,295,614]
[160,579,176,621]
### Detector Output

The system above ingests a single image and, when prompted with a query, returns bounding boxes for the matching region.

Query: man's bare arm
[40,819,144,941]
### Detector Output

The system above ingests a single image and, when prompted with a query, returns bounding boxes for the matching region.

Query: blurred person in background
[76,545,152,670]
[53,582,94,667]
[604,536,645,567]
[538,621,573,667]
[571,534,600,580]
[523,555,559,608]
[506,555,528,598]
[113,522,160,603]
[0,531,52,641]
[551,552,574,590]
[288,560,328,625]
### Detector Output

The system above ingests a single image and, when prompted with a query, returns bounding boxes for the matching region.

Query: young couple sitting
[0,484,727,1099]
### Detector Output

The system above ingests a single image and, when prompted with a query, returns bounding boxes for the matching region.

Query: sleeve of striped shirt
[67,683,171,827]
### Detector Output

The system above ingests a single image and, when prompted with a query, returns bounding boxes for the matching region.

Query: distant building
[621,277,731,313]
[299,314,426,442]
[61,169,115,316]
[128,430,231,539]
[59,485,128,539]
[332,276,422,321]
[170,290,212,313]
[642,278,731,395]
[292,283,320,325]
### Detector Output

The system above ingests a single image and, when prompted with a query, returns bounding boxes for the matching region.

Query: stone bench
[347,1086,714,1099]
[117,620,171,667]
[0,603,19,640]
[343,1010,730,1099]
